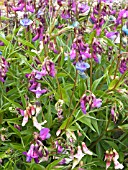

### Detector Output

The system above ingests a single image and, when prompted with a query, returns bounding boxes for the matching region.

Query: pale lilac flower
[91,98,102,108]
[76,61,90,72]
[20,18,33,27]
[78,3,90,14]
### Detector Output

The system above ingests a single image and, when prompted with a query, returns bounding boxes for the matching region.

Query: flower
[39,128,51,140]
[119,58,128,74]
[80,94,87,114]
[30,83,47,98]
[106,31,118,40]
[122,24,128,35]
[12,3,25,12]
[91,98,102,108]
[82,142,93,155]
[0,56,9,82]
[20,18,33,27]
[23,144,39,163]
[76,61,90,72]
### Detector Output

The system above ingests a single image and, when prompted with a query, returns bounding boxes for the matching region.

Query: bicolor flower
[82,142,93,155]
[0,56,9,82]
[23,144,39,163]
[91,98,102,108]
[106,31,118,40]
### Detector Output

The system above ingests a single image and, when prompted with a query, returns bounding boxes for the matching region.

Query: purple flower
[80,94,87,114]
[39,128,51,140]
[20,18,33,27]
[106,31,118,40]
[23,144,39,163]
[70,49,76,60]
[61,10,70,20]
[26,2,34,13]
[78,3,90,13]
[30,83,47,98]
[91,98,102,108]
[32,26,44,42]
[12,3,25,11]
[76,61,90,72]
[119,58,128,74]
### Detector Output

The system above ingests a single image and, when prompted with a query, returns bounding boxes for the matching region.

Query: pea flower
[76,61,90,72]
[30,83,47,98]
[119,58,128,74]
[82,142,93,155]
[105,149,124,169]
[39,128,51,140]
[80,92,102,114]
[0,56,9,82]
[91,98,102,108]
[20,15,33,27]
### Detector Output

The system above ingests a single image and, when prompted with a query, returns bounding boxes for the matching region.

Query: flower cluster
[105,149,124,169]
[17,102,46,130]
[26,59,56,98]
[80,92,102,114]
[0,56,9,82]
[23,128,51,163]
[55,99,64,120]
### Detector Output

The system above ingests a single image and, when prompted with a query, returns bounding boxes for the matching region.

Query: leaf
[4,96,23,109]
[74,111,96,132]
[18,38,35,49]
[118,124,128,131]
[46,158,63,170]
[108,79,119,90]
[0,36,9,46]
[8,123,21,138]
[104,140,119,151]
[92,76,104,92]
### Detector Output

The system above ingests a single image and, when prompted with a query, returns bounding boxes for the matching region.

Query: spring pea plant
[0,0,128,169]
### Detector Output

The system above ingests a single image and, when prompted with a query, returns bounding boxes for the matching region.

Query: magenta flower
[61,10,70,20]
[12,3,25,12]
[70,48,76,60]
[39,128,51,140]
